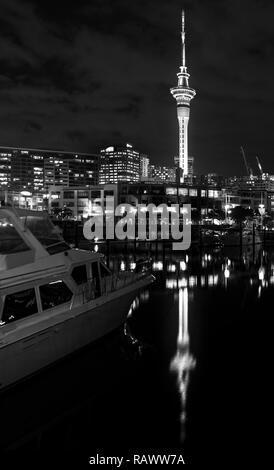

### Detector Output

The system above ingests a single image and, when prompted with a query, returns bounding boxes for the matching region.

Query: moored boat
[0,207,154,389]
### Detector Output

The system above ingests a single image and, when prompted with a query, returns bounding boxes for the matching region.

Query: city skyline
[1,0,274,175]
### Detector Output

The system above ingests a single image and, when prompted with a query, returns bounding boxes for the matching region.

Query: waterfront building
[45,181,225,220]
[223,175,274,214]
[0,189,45,211]
[170,10,196,180]
[231,174,274,192]
[47,184,118,219]
[117,181,223,217]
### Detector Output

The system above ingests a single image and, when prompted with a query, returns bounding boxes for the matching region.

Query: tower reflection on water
[170,287,196,443]
[117,245,274,446]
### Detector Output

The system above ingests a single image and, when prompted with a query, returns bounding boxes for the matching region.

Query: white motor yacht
[0,207,154,389]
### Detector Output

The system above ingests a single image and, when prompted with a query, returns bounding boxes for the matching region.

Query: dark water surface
[0,244,273,464]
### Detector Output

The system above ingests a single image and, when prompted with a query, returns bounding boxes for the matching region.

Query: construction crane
[240,146,253,177]
[256,156,263,175]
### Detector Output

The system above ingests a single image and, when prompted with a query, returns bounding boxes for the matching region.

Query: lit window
[179,188,188,196]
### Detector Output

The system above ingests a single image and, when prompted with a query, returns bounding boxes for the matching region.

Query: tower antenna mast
[182,9,186,68]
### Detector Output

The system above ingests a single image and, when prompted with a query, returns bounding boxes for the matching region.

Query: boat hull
[0,278,152,390]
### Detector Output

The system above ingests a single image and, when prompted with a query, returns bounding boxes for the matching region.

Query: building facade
[224,175,274,214]
[117,181,223,218]
[140,154,150,178]
[0,150,11,189]
[0,189,45,211]
[149,164,176,183]
[174,155,194,181]
[44,152,98,188]
[44,181,225,220]
[47,184,117,219]
[0,146,99,192]
[99,143,142,184]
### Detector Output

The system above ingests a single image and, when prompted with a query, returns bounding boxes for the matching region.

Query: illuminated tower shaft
[170,10,196,179]
[178,287,189,345]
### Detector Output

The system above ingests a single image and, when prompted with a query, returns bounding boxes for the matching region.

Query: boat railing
[74,260,152,304]
[101,260,152,295]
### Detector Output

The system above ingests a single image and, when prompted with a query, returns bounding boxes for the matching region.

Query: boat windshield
[20,215,70,254]
[0,215,30,254]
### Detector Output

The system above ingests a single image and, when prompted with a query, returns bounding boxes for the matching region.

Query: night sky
[1,0,274,175]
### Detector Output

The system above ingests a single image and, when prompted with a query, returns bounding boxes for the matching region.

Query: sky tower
[170,10,196,180]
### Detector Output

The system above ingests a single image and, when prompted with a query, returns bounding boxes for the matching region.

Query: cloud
[0,0,274,175]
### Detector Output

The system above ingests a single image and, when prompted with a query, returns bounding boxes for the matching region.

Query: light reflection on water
[114,244,274,294]
[169,288,196,443]
[119,243,274,458]
[1,244,274,461]
[127,285,196,445]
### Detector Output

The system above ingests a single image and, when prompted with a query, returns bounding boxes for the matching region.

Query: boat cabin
[0,207,113,327]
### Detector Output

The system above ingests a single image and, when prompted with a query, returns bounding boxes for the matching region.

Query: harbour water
[0,244,272,463]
